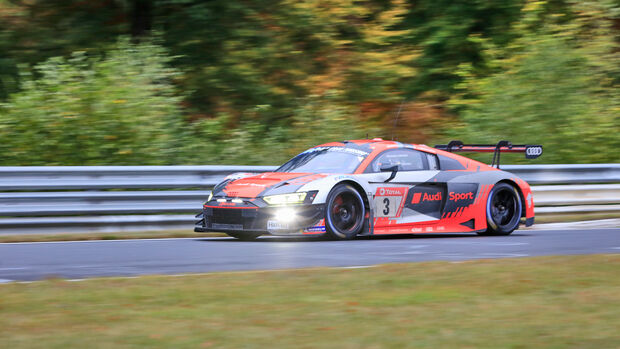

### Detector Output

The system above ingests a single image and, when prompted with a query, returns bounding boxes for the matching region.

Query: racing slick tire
[325,183,365,240]
[226,232,262,241]
[479,182,522,236]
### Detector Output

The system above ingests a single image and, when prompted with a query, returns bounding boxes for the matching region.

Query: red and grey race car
[195,139,542,240]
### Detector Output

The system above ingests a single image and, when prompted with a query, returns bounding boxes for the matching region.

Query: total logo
[378,187,404,196]
[449,191,474,202]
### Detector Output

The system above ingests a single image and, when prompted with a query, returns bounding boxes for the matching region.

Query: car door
[359,148,445,227]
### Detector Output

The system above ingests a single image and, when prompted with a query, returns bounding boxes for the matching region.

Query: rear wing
[434,140,542,169]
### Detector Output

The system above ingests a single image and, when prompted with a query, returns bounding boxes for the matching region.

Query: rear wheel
[479,182,522,236]
[226,232,262,241]
[325,184,365,240]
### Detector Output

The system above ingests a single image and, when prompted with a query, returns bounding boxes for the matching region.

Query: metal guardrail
[0,165,277,190]
[502,164,620,184]
[2,163,617,190]
[0,164,618,234]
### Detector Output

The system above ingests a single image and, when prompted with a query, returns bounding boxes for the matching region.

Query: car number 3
[374,196,402,217]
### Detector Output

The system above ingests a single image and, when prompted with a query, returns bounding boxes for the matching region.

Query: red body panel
[222,172,312,198]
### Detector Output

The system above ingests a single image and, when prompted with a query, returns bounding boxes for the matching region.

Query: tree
[0,38,185,165]
[448,0,620,164]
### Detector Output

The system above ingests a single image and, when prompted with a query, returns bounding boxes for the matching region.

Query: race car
[195,139,542,240]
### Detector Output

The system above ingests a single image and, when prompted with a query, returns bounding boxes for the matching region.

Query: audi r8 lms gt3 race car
[195,139,543,240]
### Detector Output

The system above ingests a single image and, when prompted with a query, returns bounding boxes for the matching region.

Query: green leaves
[0,0,618,165]
[448,1,620,164]
[0,38,184,165]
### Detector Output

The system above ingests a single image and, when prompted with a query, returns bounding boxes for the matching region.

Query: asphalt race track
[1,228,619,282]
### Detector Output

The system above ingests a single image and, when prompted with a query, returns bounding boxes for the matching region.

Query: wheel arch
[336,180,372,234]
[337,180,370,211]
[495,179,526,218]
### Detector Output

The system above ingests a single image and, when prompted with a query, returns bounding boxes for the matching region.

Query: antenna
[391,98,406,141]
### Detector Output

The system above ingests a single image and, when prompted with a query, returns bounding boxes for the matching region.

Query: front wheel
[325,184,365,240]
[226,232,262,241]
[479,182,522,236]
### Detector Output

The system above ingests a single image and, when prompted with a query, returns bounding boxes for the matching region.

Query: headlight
[206,192,213,202]
[274,208,297,222]
[263,192,307,205]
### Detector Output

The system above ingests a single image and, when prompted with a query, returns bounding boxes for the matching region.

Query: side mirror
[380,165,398,183]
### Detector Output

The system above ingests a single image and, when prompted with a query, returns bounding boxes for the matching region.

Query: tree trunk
[130,0,152,38]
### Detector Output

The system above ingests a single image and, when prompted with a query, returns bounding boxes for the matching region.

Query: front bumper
[195,201,325,235]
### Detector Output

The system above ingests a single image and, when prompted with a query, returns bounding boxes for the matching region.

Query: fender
[299,174,375,235]
[299,174,373,205]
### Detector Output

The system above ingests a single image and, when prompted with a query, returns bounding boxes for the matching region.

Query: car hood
[214,172,328,198]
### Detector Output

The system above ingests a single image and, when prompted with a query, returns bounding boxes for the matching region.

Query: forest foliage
[0,0,618,165]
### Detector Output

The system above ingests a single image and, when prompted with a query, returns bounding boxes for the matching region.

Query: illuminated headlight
[263,192,307,205]
[206,192,213,202]
[274,208,297,222]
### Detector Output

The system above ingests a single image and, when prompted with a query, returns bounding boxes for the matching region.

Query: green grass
[1,255,619,348]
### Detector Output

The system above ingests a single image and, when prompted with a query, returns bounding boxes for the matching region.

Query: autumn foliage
[0,0,617,165]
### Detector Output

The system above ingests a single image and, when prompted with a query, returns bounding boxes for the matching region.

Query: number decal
[383,198,390,215]
[374,187,407,218]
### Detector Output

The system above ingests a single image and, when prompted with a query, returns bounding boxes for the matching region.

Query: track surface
[1,229,619,281]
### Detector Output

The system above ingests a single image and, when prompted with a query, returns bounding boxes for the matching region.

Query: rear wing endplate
[434,140,542,169]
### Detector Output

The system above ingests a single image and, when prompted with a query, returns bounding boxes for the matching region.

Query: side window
[367,149,428,173]
[426,153,439,170]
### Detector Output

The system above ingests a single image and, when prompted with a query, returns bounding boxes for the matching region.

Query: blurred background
[0,0,618,166]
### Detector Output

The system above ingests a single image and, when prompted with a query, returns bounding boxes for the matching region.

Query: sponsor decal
[411,227,423,233]
[378,187,406,196]
[334,175,354,181]
[303,146,369,157]
[411,193,421,204]
[449,191,474,202]
[303,226,326,233]
[525,146,543,157]
[267,220,289,230]
[374,187,408,218]
[411,192,442,204]
[224,172,256,181]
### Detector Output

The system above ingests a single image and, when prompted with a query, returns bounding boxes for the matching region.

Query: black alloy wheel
[325,184,365,239]
[480,182,522,236]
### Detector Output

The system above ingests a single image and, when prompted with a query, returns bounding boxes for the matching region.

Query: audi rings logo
[526,146,542,157]
[379,188,385,195]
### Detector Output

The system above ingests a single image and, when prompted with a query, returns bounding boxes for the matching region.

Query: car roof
[313,138,491,173]
[314,138,439,154]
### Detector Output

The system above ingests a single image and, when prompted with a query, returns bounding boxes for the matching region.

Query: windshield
[276,147,368,174]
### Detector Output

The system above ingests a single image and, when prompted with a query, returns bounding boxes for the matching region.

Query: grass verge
[1,254,619,348]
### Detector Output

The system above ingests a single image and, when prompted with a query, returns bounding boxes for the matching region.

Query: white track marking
[338,265,375,269]
[482,242,530,246]
[0,237,199,245]
[479,253,529,258]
